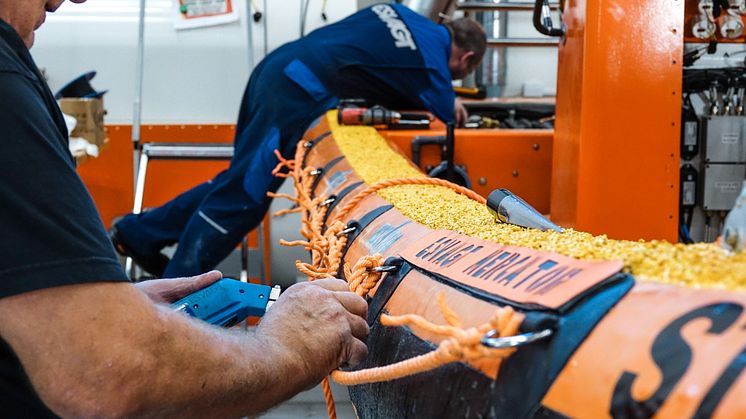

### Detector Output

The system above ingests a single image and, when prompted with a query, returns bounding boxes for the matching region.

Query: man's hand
[135,270,222,304]
[257,278,369,386]
[454,98,468,127]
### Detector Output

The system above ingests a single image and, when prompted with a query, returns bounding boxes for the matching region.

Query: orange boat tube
[273,112,746,419]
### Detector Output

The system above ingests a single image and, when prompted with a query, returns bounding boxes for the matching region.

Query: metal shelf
[457,1,559,12]
[487,37,559,47]
[140,143,235,160]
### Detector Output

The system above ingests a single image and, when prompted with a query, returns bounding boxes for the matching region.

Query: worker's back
[263,4,455,124]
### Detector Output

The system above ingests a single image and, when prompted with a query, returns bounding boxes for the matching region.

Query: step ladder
[127,142,265,284]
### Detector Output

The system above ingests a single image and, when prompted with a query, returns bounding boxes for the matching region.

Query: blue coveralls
[116,4,456,277]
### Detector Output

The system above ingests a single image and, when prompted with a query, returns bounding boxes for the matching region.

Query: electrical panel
[702,116,746,163]
[701,115,746,212]
[681,164,699,208]
[679,1,746,242]
[703,163,746,210]
[680,67,746,242]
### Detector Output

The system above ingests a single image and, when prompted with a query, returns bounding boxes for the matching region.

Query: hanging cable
[321,0,328,21]
[300,0,311,37]
[251,0,262,22]
[262,0,268,56]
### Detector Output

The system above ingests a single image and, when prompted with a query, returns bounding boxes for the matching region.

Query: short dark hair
[444,18,487,67]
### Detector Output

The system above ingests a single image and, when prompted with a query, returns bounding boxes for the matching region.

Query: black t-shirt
[0,19,129,417]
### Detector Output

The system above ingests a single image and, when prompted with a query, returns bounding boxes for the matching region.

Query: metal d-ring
[303,141,314,148]
[310,168,322,176]
[369,265,399,273]
[480,328,553,349]
[321,197,337,207]
[336,226,357,237]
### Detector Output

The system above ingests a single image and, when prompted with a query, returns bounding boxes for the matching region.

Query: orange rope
[267,140,520,418]
[268,141,358,419]
[271,149,295,177]
[321,378,337,419]
[271,207,302,217]
[345,255,385,297]
[331,297,521,385]
[436,292,462,328]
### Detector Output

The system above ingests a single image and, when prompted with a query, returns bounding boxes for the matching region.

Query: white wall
[31,1,556,125]
[32,0,356,124]
[504,12,558,97]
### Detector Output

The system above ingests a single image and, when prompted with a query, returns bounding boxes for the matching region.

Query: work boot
[109,219,169,277]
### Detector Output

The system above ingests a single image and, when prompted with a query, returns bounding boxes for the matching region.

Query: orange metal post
[551,0,683,241]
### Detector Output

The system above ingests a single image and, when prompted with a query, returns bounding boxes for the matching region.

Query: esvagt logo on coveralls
[372,4,417,50]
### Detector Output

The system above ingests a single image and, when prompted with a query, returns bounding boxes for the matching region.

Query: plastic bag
[722,181,746,253]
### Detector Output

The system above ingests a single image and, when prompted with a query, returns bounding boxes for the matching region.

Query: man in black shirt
[0,1,368,416]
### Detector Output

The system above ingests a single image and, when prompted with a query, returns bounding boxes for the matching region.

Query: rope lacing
[331,293,520,385]
[267,139,521,419]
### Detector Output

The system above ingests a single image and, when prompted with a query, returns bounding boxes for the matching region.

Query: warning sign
[172,0,238,30]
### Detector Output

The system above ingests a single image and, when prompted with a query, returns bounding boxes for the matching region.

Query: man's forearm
[106,305,309,418]
[0,282,311,418]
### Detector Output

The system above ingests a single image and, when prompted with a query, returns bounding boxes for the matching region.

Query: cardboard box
[58,98,106,147]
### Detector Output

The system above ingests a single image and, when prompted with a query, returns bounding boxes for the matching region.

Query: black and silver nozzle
[486,188,563,233]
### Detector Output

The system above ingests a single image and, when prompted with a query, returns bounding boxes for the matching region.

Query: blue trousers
[117,47,336,277]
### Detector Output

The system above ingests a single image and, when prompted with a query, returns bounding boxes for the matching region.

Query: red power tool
[338,105,402,126]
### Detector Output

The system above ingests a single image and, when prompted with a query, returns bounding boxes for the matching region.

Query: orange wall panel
[78,124,235,229]
[551,0,683,241]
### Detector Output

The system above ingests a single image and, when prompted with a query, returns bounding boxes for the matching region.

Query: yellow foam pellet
[327,111,746,292]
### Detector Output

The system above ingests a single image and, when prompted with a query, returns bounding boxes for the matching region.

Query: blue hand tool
[172,278,281,327]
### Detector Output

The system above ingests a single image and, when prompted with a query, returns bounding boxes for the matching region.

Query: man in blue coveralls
[111,3,487,277]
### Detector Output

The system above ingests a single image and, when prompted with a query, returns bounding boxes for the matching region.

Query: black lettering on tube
[512,260,558,289]
[485,253,523,281]
[610,303,743,418]
[534,268,583,295]
[427,239,459,263]
[462,250,501,276]
[435,242,469,266]
[416,236,446,259]
[479,252,515,280]
[496,256,540,287]
[692,324,746,418]
[443,245,483,268]
[492,255,532,284]
[524,266,568,293]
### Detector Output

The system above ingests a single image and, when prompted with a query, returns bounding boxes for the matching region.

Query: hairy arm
[0,278,367,418]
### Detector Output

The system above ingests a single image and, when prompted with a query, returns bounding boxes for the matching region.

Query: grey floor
[258,381,355,419]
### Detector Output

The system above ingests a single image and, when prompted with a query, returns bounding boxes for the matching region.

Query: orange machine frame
[79,124,235,227]
[381,123,553,214]
[551,0,684,242]
[78,124,271,279]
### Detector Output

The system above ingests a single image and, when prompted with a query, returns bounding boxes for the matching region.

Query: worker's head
[444,18,487,80]
[0,0,86,48]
